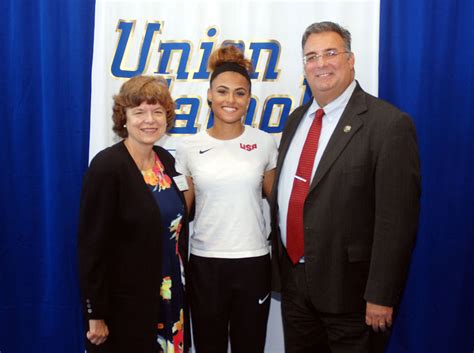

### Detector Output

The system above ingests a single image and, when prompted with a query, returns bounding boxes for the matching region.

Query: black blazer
[271,83,421,313]
[77,141,189,353]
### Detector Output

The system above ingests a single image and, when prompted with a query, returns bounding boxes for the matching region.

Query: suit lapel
[309,84,367,192]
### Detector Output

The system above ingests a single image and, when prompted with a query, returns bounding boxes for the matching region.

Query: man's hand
[87,319,109,345]
[365,302,393,332]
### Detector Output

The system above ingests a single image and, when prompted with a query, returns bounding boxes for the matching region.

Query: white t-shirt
[175,126,277,258]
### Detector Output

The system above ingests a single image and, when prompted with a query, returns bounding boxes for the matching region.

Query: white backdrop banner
[90,0,380,157]
[89,0,380,351]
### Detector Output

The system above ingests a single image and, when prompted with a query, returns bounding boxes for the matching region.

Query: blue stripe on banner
[0,0,96,352]
[380,1,474,353]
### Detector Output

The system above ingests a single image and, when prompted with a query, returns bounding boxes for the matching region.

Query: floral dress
[142,153,186,353]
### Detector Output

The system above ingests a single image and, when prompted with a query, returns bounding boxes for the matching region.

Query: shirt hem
[190,247,270,259]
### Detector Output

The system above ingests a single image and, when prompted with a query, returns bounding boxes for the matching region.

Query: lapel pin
[343,125,351,133]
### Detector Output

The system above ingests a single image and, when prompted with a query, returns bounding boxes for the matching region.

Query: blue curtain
[1,0,473,352]
[380,1,474,352]
[0,1,95,352]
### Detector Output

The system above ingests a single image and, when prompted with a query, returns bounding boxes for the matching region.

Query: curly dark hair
[112,75,175,138]
[208,45,253,73]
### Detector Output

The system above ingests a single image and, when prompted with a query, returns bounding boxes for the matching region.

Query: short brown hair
[112,75,176,138]
[302,21,352,52]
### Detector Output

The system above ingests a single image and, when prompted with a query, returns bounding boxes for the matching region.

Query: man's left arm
[365,112,421,329]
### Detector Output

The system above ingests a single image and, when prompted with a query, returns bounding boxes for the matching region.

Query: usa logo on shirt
[240,143,257,151]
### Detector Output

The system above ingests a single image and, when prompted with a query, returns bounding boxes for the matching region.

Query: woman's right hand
[87,319,109,345]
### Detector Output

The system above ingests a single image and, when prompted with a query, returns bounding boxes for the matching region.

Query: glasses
[303,50,351,65]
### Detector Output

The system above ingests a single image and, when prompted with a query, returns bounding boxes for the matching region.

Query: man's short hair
[302,21,352,52]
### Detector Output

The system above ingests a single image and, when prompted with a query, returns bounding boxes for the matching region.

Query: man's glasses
[303,49,351,65]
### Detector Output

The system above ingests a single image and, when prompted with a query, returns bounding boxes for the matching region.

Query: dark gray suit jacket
[271,83,420,313]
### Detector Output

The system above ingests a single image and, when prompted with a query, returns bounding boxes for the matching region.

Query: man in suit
[271,21,420,353]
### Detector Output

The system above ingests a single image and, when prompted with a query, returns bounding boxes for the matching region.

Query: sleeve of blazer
[364,112,421,306]
[77,151,118,320]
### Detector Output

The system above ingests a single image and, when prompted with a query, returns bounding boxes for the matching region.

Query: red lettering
[240,143,258,151]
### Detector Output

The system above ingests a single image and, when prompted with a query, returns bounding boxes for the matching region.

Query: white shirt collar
[307,80,357,122]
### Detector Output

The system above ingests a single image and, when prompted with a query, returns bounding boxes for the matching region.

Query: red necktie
[286,108,325,264]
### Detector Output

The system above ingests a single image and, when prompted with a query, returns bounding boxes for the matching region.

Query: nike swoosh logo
[199,148,213,154]
[258,293,270,305]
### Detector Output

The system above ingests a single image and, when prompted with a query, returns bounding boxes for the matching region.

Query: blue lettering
[169,97,200,134]
[111,21,162,78]
[157,42,192,80]
[249,41,281,81]
[300,78,312,105]
[243,97,257,126]
[260,96,293,133]
[193,27,218,80]
[221,40,245,53]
